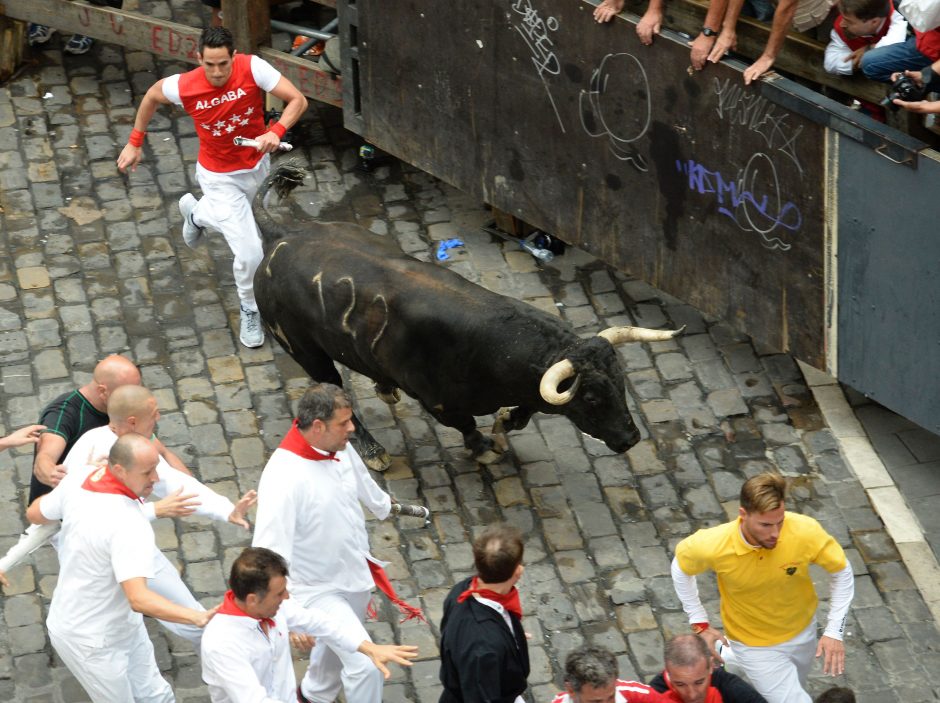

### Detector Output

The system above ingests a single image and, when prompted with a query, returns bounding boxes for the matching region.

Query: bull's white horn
[539,359,581,405]
[597,325,686,346]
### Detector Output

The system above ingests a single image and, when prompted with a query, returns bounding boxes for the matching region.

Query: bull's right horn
[539,359,580,405]
[597,325,686,346]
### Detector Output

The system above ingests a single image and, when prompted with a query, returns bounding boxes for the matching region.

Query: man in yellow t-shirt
[671,472,854,703]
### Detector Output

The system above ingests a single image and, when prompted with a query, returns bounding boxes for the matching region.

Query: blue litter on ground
[436,238,464,261]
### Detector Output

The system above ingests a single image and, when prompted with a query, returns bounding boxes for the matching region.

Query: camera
[882,75,927,111]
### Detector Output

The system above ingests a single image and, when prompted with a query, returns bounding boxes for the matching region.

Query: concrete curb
[800,361,940,625]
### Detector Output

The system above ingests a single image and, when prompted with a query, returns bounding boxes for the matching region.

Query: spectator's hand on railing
[743,55,776,84]
[707,29,737,63]
[690,33,717,70]
[593,0,625,23]
[636,9,663,45]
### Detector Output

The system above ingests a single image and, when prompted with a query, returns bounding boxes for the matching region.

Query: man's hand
[892,70,924,87]
[0,570,8,588]
[707,30,737,63]
[848,46,868,71]
[191,604,220,628]
[154,488,200,518]
[359,642,419,679]
[893,98,940,113]
[690,34,717,70]
[290,632,316,651]
[227,490,258,530]
[117,144,143,173]
[698,626,730,663]
[35,462,67,488]
[251,131,282,154]
[816,635,845,676]
[636,9,663,45]
[593,0,625,22]
[743,55,776,84]
[1,425,46,450]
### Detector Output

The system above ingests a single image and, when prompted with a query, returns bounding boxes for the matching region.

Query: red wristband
[128,128,146,148]
[691,622,710,634]
[268,121,287,139]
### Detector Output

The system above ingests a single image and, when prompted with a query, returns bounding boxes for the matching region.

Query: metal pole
[270,19,335,41]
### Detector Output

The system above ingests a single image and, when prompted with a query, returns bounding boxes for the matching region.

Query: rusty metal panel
[836,137,940,434]
[356,0,825,364]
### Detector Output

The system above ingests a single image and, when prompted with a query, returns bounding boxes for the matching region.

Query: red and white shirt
[163,53,281,174]
[551,680,665,703]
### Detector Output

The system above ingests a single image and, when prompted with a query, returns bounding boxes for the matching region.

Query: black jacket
[438,577,530,703]
[649,667,767,703]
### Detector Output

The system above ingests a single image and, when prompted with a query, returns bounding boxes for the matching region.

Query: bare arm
[743,0,799,84]
[122,577,217,626]
[0,425,45,452]
[637,0,665,45]
[691,0,732,69]
[252,77,309,154]
[117,79,173,172]
[25,498,54,526]
[153,437,192,476]
[33,433,67,488]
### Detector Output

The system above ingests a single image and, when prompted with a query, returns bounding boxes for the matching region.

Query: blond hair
[739,472,786,513]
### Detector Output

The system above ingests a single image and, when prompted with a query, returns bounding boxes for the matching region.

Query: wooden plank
[258,47,343,108]
[2,0,203,64]
[616,0,888,104]
[0,16,27,82]
[0,0,343,105]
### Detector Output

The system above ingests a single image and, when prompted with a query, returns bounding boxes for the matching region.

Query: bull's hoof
[474,448,504,465]
[375,384,401,405]
[362,449,392,472]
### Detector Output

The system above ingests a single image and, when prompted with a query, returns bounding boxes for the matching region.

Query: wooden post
[0,15,27,83]
[221,0,271,55]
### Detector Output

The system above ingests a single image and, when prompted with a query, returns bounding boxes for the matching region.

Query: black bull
[252,164,682,470]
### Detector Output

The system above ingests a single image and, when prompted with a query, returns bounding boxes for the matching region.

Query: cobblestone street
[0,23,938,703]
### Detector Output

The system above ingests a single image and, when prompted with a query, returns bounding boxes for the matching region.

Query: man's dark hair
[838,0,891,19]
[564,645,618,692]
[199,26,235,55]
[664,634,710,668]
[815,688,856,703]
[296,383,352,430]
[472,523,524,583]
[229,547,289,600]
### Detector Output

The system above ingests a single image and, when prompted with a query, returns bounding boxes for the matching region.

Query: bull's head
[538,326,684,452]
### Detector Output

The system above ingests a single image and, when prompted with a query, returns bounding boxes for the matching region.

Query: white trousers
[50,622,174,703]
[193,155,270,311]
[297,589,383,703]
[730,619,816,703]
[150,550,205,647]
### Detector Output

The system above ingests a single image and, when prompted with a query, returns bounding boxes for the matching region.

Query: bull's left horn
[539,359,581,406]
[597,325,686,346]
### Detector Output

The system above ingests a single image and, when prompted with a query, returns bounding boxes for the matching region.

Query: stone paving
[1,21,939,703]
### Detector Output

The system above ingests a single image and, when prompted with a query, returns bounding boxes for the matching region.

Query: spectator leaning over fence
[824,0,907,75]
[671,471,854,703]
[30,354,146,503]
[551,644,667,703]
[28,0,124,54]
[117,26,308,349]
[648,635,767,703]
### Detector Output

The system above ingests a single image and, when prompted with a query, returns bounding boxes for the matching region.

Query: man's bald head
[93,355,141,397]
[108,386,155,424]
[664,634,711,669]
[108,432,160,498]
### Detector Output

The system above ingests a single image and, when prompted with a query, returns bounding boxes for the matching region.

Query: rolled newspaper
[233,136,293,151]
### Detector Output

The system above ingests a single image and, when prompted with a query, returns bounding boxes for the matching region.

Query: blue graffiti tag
[676,153,801,251]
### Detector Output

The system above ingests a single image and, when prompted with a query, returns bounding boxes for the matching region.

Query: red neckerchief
[663,670,722,703]
[218,589,276,630]
[457,576,523,619]
[81,465,142,502]
[278,420,339,461]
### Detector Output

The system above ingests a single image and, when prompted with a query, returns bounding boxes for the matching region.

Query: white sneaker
[239,306,264,348]
[178,193,204,248]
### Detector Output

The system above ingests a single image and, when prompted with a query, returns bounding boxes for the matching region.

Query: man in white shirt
[25,433,216,703]
[252,383,410,703]
[202,546,418,702]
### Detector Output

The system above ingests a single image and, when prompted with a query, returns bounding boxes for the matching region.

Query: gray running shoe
[239,306,264,348]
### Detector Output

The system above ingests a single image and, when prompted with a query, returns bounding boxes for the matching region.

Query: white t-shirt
[64,426,235,522]
[201,598,365,703]
[162,55,281,105]
[41,483,155,647]
[252,443,391,596]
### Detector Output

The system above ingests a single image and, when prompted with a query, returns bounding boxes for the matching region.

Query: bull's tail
[252,160,308,248]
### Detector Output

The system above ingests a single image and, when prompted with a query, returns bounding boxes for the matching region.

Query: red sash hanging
[367,560,426,623]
